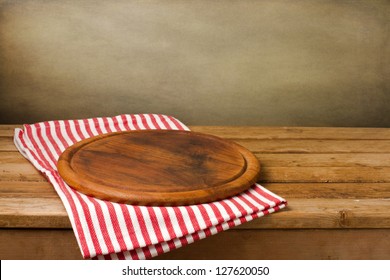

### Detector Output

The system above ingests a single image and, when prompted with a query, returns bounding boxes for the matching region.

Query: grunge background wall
[0,0,389,126]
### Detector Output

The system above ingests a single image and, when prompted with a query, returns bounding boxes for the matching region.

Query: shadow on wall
[0,0,389,126]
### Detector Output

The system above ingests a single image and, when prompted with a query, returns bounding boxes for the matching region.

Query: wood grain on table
[1,125,390,259]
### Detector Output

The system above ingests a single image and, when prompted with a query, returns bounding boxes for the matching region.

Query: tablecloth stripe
[14,114,286,259]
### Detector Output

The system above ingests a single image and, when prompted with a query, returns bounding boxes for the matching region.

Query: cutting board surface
[57,130,260,206]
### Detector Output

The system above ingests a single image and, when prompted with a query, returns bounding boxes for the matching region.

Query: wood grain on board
[57,130,260,206]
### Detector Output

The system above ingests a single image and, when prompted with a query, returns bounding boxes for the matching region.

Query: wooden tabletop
[1,125,390,259]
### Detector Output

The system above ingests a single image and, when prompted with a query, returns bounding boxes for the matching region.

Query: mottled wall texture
[0,0,389,126]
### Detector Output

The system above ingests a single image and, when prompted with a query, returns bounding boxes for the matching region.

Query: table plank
[191,126,390,140]
[4,124,390,139]
[264,183,390,199]
[236,139,390,153]
[0,125,21,137]
[0,229,83,260]
[1,196,389,229]
[261,166,390,183]
[4,161,390,183]
[258,153,390,167]
[242,198,390,229]
[4,151,390,171]
[157,229,390,260]
[2,228,390,260]
[4,151,390,183]
[2,181,390,199]
[0,197,69,228]
[0,152,46,181]
[4,134,390,153]
[0,137,17,152]
[0,181,58,197]
[0,124,390,140]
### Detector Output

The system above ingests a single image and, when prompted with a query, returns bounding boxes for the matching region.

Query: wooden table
[1,125,390,259]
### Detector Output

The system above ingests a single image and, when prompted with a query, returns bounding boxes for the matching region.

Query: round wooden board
[57,130,260,206]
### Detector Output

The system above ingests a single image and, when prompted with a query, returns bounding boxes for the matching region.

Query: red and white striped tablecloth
[14,114,287,260]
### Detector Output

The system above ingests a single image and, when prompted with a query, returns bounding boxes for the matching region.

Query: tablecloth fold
[14,114,287,259]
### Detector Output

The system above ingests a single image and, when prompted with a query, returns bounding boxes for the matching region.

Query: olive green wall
[0,0,389,126]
